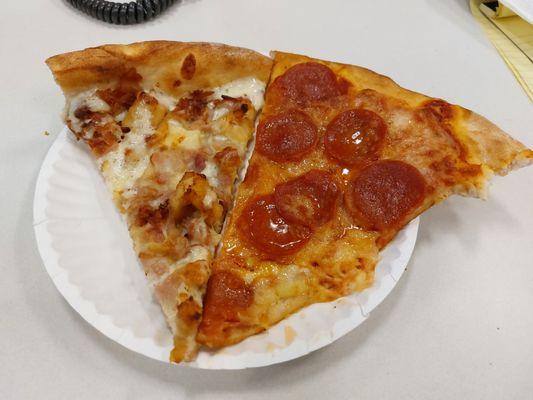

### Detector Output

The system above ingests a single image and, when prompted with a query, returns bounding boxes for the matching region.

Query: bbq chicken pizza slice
[197,51,533,348]
[46,41,272,362]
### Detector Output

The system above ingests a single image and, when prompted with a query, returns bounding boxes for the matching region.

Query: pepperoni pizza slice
[46,41,272,361]
[197,51,533,348]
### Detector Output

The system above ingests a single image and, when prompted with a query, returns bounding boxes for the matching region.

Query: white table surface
[1,0,532,398]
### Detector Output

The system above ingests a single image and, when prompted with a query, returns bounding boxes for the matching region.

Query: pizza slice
[197,51,533,348]
[46,41,272,361]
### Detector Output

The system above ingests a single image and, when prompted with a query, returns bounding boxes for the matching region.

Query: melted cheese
[201,161,220,188]
[150,88,178,110]
[62,78,267,362]
[115,110,127,122]
[100,102,153,195]
[206,134,236,153]
[202,190,217,209]
[178,245,210,266]
[389,109,413,130]
[212,107,230,121]
[212,77,265,112]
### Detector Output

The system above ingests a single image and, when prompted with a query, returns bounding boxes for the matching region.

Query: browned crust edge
[46,41,273,96]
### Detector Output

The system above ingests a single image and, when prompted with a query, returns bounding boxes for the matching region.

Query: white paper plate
[33,127,419,369]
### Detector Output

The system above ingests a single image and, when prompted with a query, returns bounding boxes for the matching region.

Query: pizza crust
[47,41,272,96]
[461,110,533,175]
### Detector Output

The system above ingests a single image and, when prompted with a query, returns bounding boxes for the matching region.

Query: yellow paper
[470,0,533,101]
[495,4,517,18]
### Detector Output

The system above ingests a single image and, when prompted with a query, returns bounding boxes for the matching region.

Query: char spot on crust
[418,99,467,161]
[181,54,196,80]
[421,99,454,122]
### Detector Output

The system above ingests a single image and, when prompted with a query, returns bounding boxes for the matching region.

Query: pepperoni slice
[271,62,345,105]
[204,270,253,311]
[274,170,339,227]
[345,160,426,230]
[238,195,312,257]
[198,269,253,344]
[256,110,318,162]
[324,109,387,166]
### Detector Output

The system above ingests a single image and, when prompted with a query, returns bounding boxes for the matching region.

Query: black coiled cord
[67,0,178,24]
